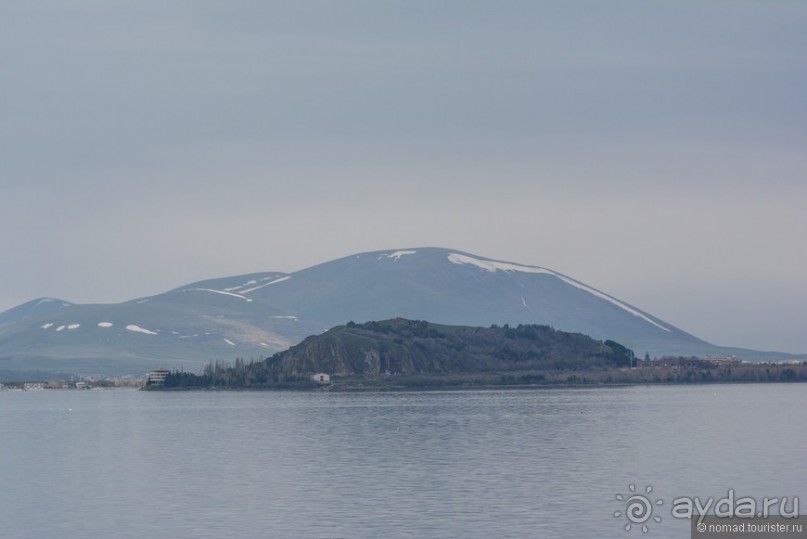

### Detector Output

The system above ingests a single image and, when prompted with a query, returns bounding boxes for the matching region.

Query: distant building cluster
[703,355,743,366]
[0,378,142,391]
[639,356,743,370]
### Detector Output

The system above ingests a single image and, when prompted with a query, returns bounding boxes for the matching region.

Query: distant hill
[161,318,637,389]
[1,247,802,377]
[0,298,73,325]
[268,318,635,377]
[212,248,799,361]
[0,289,324,376]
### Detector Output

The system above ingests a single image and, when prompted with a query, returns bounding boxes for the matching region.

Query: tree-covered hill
[161,318,635,388]
[270,318,635,376]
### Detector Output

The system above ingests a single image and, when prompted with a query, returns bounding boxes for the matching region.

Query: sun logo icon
[614,484,663,533]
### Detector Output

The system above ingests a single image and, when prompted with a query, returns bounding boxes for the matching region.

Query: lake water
[1,384,805,538]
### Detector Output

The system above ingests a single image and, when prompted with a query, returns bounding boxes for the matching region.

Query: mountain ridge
[0,297,74,326]
[1,247,802,377]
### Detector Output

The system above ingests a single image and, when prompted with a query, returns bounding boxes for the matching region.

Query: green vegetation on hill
[159,318,636,389]
[155,319,807,390]
[271,318,635,375]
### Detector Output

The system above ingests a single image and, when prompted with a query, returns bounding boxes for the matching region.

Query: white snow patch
[126,324,158,335]
[555,278,672,333]
[448,253,555,275]
[447,253,671,333]
[385,250,417,261]
[223,279,257,291]
[35,298,71,307]
[136,299,150,304]
[184,288,253,302]
[223,338,236,346]
[41,323,54,329]
[56,325,66,332]
[268,315,299,320]
[521,295,528,308]
[98,322,113,328]
[240,276,291,294]
[260,342,269,347]
[67,324,80,330]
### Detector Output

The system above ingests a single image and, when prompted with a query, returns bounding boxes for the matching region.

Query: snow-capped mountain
[0,248,797,377]
[245,248,686,346]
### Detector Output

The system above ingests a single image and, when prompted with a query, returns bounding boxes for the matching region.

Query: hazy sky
[2,1,806,353]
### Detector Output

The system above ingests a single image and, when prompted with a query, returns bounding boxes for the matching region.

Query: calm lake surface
[1,384,805,538]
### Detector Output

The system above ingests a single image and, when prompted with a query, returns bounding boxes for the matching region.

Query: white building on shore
[310,373,330,385]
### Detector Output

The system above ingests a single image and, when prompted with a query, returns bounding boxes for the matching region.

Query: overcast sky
[2,1,806,353]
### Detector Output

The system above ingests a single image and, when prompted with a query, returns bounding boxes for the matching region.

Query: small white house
[310,373,330,385]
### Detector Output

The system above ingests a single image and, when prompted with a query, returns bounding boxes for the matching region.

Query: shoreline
[144,375,807,392]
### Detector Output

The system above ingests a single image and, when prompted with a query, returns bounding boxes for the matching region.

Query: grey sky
[2,1,806,353]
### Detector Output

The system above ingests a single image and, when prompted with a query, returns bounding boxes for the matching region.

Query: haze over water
[1,384,804,538]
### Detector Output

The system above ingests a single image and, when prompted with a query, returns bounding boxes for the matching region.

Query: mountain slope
[0,298,74,326]
[0,287,325,375]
